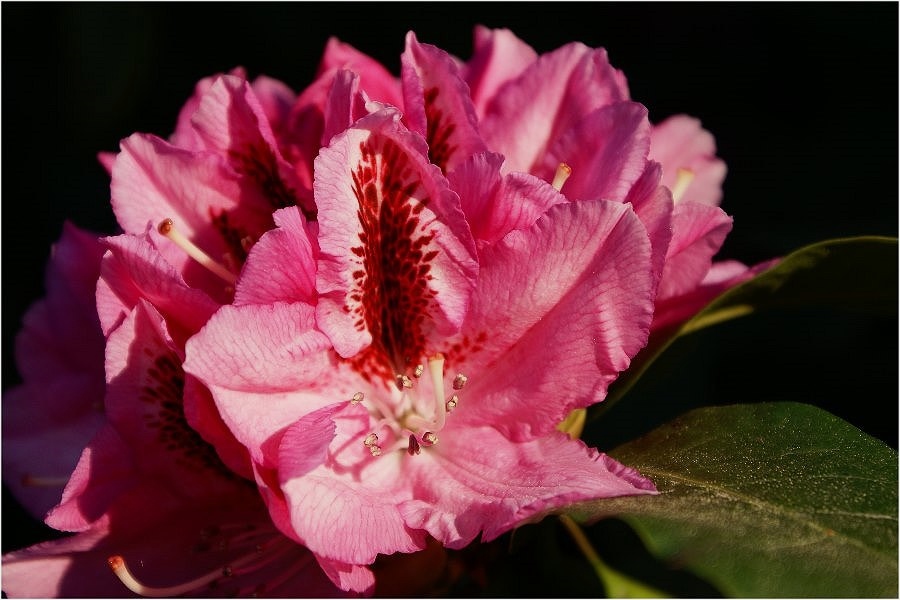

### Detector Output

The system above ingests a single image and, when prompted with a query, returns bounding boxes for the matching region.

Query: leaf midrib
[635,464,897,562]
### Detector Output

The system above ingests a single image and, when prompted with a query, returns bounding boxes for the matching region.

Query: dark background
[2,0,897,589]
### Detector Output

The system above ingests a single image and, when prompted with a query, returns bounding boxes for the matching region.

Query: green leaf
[597,236,898,415]
[568,403,898,597]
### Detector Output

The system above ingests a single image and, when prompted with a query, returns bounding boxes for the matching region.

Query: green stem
[558,515,668,598]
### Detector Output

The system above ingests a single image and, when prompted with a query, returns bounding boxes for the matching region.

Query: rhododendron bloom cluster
[3,26,760,597]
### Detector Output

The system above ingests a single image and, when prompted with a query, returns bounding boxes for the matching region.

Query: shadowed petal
[657,201,734,301]
[463,26,537,119]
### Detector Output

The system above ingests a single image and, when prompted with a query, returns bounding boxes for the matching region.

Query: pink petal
[182,375,254,480]
[322,69,371,146]
[170,67,247,150]
[97,151,116,175]
[480,42,628,175]
[44,426,136,532]
[234,206,318,306]
[96,230,220,343]
[110,132,273,279]
[657,201,734,301]
[318,36,404,110]
[447,200,654,440]
[547,102,651,203]
[7,497,343,598]
[314,557,376,595]
[649,114,727,206]
[190,75,313,217]
[463,26,538,119]
[447,152,567,246]
[250,74,298,147]
[184,302,340,467]
[278,403,426,564]
[2,223,107,518]
[1,386,105,521]
[624,161,675,294]
[652,258,779,331]
[401,31,486,173]
[101,301,239,497]
[399,427,656,548]
[313,109,478,367]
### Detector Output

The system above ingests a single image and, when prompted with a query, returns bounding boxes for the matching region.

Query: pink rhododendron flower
[297,28,767,331]
[2,24,772,598]
[3,297,343,597]
[186,101,659,580]
[4,65,364,595]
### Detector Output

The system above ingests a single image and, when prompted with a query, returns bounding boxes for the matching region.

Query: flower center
[107,521,308,597]
[352,352,468,457]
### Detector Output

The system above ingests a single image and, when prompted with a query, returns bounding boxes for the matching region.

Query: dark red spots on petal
[346,136,441,380]
[209,208,254,270]
[424,87,458,173]
[140,349,235,478]
[444,331,487,370]
[229,143,317,220]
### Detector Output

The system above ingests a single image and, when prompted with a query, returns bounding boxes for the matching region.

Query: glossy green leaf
[569,403,898,597]
[597,236,898,414]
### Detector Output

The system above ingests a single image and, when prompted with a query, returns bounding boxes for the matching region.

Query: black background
[2,0,898,586]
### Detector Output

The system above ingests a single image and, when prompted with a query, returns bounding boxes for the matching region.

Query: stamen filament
[427,353,447,432]
[108,555,224,598]
[158,219,237,285]
[552,163,573,192]
[108,541,273,598]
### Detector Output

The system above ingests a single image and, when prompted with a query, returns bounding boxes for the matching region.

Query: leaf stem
[558,514,667,598]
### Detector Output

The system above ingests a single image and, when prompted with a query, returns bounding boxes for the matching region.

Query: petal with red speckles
[401,31,486,173]
[314,108,478,372]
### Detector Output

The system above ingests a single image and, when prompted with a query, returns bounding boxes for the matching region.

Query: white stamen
[446,395,459,412]
[158,219,237,285]
[351,392,364,405]
[363,433,378,447]
[427,353,448,431]
[395,374,413,390]
[414,364,425,378]
[552,163,573,192]
[670,167,695,203]
[369,445,383,457]
[421,431,439,446]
